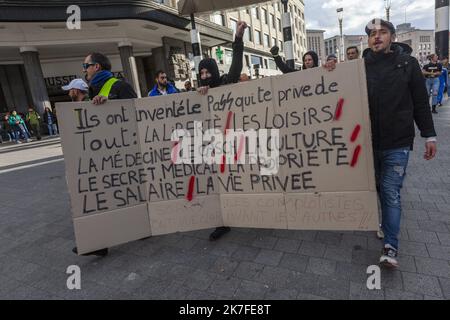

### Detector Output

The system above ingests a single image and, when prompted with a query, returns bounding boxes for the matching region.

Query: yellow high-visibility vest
[98,78,119,98]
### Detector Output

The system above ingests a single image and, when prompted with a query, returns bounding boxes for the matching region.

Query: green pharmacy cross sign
[216,47,224,61]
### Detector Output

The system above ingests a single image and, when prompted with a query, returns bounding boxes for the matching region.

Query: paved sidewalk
[0,105,449,300]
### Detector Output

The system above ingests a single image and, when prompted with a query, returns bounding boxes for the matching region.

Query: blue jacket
[148,83,179,97]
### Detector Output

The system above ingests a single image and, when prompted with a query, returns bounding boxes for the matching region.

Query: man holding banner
[72,52,137,256]
[83,52,137,105]
[363,19,437,268]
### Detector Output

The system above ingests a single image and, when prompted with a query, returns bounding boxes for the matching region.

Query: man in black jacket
[83,52,137,105]
[363,19,437,268]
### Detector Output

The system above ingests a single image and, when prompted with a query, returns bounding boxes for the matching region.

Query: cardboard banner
[57,60,379,254]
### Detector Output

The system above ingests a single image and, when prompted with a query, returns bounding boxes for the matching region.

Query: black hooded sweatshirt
[363,42,436,151]
[199,36,244,88]
[273,50,319,73]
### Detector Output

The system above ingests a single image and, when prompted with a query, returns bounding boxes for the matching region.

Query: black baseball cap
[327,54,337,61]
[365,18,396,36]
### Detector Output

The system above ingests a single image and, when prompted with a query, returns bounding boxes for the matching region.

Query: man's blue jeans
[374,148,410,250]
[426,77,440,106]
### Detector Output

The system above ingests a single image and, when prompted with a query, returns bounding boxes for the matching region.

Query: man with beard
[149,70,179,96]
[363,18,437,268]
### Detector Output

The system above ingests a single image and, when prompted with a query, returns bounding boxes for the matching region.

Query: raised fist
[236,21,248,39]
[270,46,280,56]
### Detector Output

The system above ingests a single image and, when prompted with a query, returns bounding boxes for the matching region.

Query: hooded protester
[269,46,319,73]
[196,19,247,96]
[198,59,223,88]
[197,21,247,241]
[363,18,436,268]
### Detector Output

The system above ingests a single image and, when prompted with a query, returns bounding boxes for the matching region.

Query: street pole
[385,0,392,22]
[435,0,449,59]
[190,14,203,84]
[281,0,295,69]
[360,37,363,55]
[339,22,343,62]
[337,8,344,62]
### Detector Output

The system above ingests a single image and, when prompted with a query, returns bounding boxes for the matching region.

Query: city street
[0,104,449,300]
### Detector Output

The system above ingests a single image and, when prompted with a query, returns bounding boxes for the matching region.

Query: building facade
[208,0,307,78]
[0,0,233,114]
[306,29,325,64]
[396,23,434,65]
[324,35,368,61]
[0,0,309,115]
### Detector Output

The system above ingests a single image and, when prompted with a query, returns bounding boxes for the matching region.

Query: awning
[178,0,275,16]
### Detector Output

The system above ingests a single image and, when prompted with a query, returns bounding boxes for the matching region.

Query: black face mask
[200,77,217,88]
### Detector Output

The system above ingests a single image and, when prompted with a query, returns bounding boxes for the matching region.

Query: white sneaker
[15,141,22,144]
[380,244,399,269]
[26,139,32,143]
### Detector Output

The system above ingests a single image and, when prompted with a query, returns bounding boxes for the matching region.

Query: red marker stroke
[350,145,362,167]
[334,98,345,120]
[221,111,234,173]
[186,176,195,202]
[350,125,361,142]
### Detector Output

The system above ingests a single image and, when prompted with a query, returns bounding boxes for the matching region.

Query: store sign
[44,72,124,91]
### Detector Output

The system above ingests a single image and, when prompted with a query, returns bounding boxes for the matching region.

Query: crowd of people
[0,107,59,144]
[9,17,434,271]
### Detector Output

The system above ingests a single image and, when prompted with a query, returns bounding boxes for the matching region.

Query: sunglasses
[82,63,96,70]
